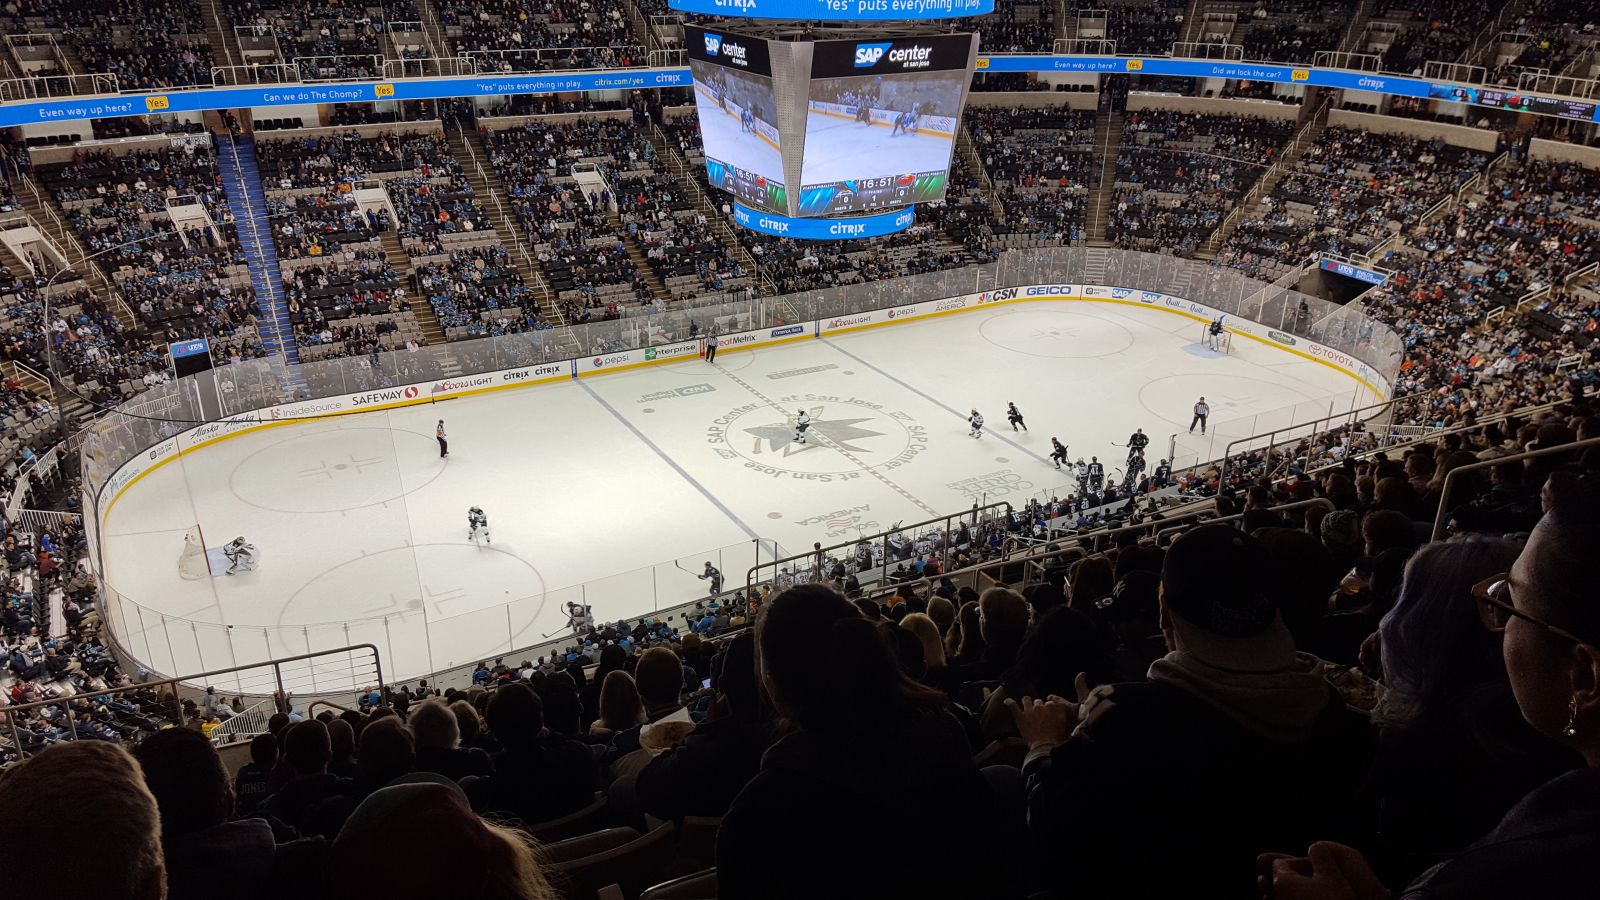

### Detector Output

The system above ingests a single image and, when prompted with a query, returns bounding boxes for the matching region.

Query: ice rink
[800,111,956,186]
[100,302,1366,686]
[695,89,784,188]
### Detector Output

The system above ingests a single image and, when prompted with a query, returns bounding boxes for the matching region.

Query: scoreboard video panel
[796,34,978,217]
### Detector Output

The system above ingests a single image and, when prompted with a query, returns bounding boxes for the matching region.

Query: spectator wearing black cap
[1009,524,1372,898]
[1098,569,1168,682]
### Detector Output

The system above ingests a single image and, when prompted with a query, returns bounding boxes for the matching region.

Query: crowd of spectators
[1218,126,1492,279]
[483,118,654,320]
[1,0,213,91]
[613,174,750,302]
[1482,0,1600,87]
[1355,159,1600,412]
[1106,0,1186,56]
[1367,0,1495,74]
[1237,1,1351,63]
[0,514,152,762]
[5,428,1598,897]
[967,106,1097,245]
[35,145,263,359]
[1110,110,1294,254]
[435,0,639,71]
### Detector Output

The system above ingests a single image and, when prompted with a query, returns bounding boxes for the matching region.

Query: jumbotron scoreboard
[673,0,987,239]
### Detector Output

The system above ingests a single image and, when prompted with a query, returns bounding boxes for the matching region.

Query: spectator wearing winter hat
[1010,524,1373,898]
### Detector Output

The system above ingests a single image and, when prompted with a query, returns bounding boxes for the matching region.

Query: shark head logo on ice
[704,33,722,56]
[854,42,892,67]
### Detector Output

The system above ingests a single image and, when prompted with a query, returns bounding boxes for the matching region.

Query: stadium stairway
[1085,110,1123,246]
[215,135,299,367]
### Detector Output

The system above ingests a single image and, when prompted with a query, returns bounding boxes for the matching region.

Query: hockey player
[1126,451,1147,485]
[968,409,984,438]
[1007,402,1027,432]
[891,110,906,136]
[223,536,257,575]
[1153,458,1172,488]
[793,409,811,444]
[740,107,754,133]
[855,104,872,126]
[1127,427,1149,456]
[565,601,594,632]
[699,562,724,596]
[1049,437,1069,468]
[1207,316,1225,351]
[1088,456,1105,492]
[1074,458,1089,493]
[467,506,490,543]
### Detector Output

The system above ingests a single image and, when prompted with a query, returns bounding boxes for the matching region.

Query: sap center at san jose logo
[705,394,927,480]
[704,33,721,55]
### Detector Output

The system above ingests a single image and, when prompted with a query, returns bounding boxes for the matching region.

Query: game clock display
[798,172,950,216]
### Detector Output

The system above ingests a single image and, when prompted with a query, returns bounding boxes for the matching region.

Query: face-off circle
[705,395,928,478]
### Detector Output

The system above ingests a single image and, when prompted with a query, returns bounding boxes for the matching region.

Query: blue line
[820,338,1055,467]
[575,378,761,542]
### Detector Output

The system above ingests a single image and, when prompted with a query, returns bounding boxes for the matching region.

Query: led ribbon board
[731,202,915,239]
[668,0,993,20]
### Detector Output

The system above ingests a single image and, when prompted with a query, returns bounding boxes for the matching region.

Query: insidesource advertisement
[797,34,977,217]
[686,25,787,215]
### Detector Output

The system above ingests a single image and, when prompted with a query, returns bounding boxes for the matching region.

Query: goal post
[178,523,213,580]
[1199,323,1233,354]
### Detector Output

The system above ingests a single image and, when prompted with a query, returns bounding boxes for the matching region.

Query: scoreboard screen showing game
[796,34,978,217]
[1477,88,1598,121]
[686,25,787,215]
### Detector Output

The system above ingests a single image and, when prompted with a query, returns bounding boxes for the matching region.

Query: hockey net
[178,524,212,580]
[1199,323,1233,354]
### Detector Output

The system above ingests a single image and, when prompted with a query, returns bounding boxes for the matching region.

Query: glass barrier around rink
[81,249,1404,688]
[96,537,784,688]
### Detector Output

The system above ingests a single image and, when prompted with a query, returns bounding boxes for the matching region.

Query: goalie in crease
[223,536,259,575]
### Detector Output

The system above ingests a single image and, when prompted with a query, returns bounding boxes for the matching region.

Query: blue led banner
[4,56,1597,126]
[668,0,992,20]
[732,203,915,239]
[0,70,694,127]
[974,55,1600,122]
[1320,258,1389,286]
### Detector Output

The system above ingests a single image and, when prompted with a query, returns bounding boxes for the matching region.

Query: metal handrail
[745,501,1014,596]
[1,644,383,758]
[1153,497,1333,546]
[1431,437,1600,541]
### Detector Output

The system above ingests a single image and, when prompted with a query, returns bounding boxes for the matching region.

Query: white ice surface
[799,110,956,187]
[101,303,1363,687]
[695,91,785,188]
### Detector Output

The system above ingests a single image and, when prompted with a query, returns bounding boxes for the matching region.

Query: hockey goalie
[222,536,260,575]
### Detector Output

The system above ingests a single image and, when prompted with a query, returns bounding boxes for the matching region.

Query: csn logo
[704,33,722,56]
[854,43,892,67]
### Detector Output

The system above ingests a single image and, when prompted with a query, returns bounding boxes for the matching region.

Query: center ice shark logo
[854,43,892,67]
[704,33,723,56]
[705,397,928,478]
[745,413,886,456]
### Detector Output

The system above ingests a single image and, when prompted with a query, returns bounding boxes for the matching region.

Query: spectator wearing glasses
[1261,473,1600,899]
[1364,537,1582,885]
